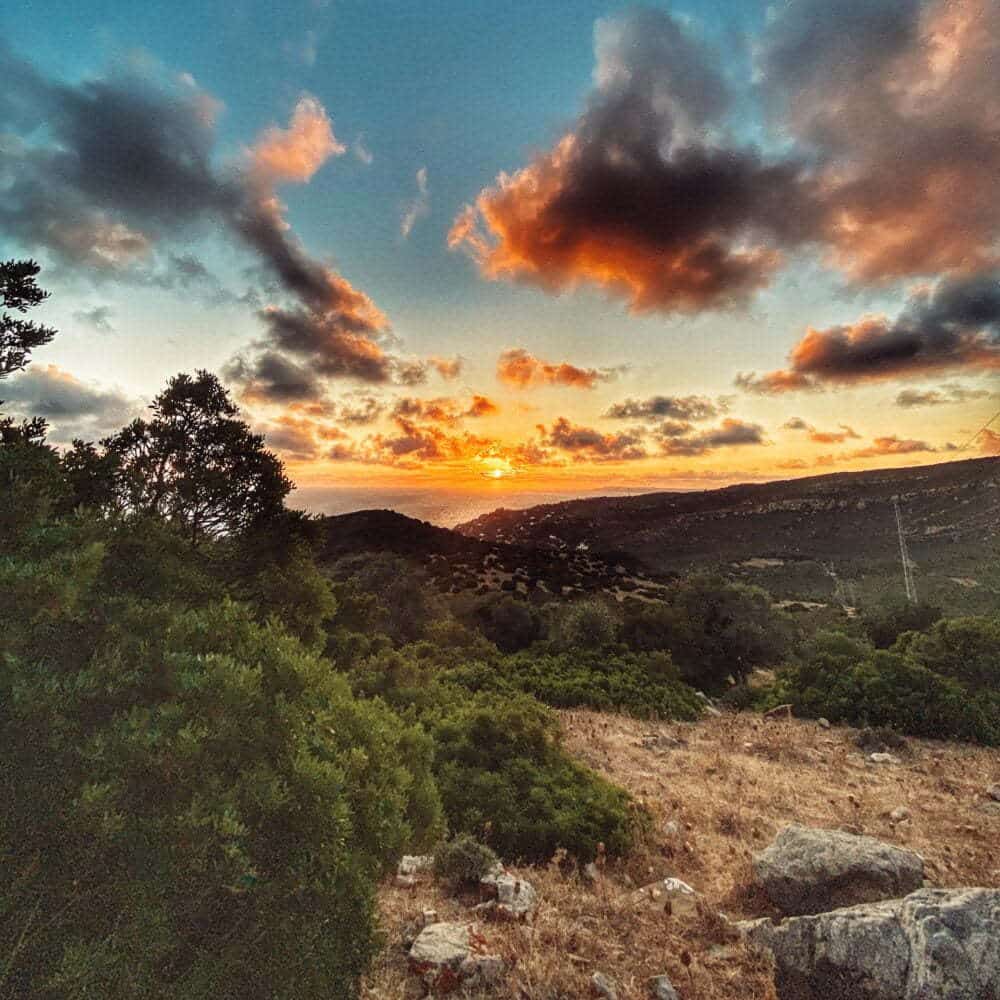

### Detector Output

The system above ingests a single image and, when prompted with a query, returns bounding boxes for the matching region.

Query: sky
[1,0,998,515]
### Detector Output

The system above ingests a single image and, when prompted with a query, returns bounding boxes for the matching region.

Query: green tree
[895,616,1000,689]
[100,371,290,544]
[0,259,56,379]
[864,601,942,648]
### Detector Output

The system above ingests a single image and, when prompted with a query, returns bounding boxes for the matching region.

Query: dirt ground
[366,710,1000,999]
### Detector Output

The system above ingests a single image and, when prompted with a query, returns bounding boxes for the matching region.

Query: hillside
[454,458,1000,613]
[368,708,1000,999]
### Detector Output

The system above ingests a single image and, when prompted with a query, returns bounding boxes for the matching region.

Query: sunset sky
[2,0,998,514]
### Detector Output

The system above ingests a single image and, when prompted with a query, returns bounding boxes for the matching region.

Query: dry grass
[365,711,1000,999]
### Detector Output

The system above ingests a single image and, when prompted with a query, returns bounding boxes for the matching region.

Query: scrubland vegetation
[2,262,998,997]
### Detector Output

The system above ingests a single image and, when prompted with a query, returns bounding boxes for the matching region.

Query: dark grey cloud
[542,418,647,461]
[737,271,1000,392]
[0,47,397,396]
[450,7,817,313]
[658,418,766,456]
[0,364,142,442]
[603,394,720,422]
[222,351,326,405]
[73,305,115,333]
[895,383,993,408]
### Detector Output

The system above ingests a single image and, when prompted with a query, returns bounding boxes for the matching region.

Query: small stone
[479,869,538,920]
[818,717,831,729]
[394,875,418,889]
[398,854,435,878]
[632,877,699,918]
[662,820,681,839]
[890,807,910,823]
[868,752,900,765]
[988,784,1000,803]
[583,861,600,883]
[648,974,680,1000]
[591,971,619,999]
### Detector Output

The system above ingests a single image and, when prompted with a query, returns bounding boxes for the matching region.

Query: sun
[487,468,506,479]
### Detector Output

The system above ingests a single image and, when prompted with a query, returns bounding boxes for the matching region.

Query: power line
[958,407,1000,452]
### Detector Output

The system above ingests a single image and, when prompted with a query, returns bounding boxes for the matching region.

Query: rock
[591,971,619,999]
[889,806,909,823]
[399,854,435,878]
[662,820,681,839]
[395,875,419,889]
[868,752,900,765]
[856,727,907,753]
[753,824,923,916]
[408,922,505,993]
[818,717,831,729]
[479,869,538,920]
[740,887,1000,1000]
[582,861,601,883]
[648,974,680,999]
[632,877,699,918]
[988,783,1000,803]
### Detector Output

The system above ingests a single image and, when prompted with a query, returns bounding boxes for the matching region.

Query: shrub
[431,693,644,861]
[765,630,1000,745]
[0,524,442,999]
[894,615,1000,689]
[864,601,943,648]
[433,834,500,889]
[555,598,618,650]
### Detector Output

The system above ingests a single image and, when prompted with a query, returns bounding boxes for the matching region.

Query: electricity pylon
[893,496,917,604]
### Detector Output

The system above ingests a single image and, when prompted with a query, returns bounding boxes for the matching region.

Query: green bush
[432,834,500,888]
[555,598,618,650]
[863,601,943,648]
[430,693,644,862]
[894,615,1000,689]
[0,516,442,999]
[765,630,1000,745]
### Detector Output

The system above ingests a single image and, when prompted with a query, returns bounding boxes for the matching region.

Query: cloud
[895,382,992,407]
[352,135,373,166]
[496,348,617,390]
[400,167,430,239]
[223,350,326,405]
[658,417,767,456]
[782,417,860,444]
[466,394,498,418]
[448,8,815,313]
[0,364,141,442]
[849,436,938,459]
[542,418,647,461]
[73,305,115,333]
[337,394,384,425]
[737,271,1000,392]
[0,51,401,397]
[429,355,462,380]
[391,394,498,424]
[603,394,720,422]
[248,95,344,183]
[759,0,1000,282]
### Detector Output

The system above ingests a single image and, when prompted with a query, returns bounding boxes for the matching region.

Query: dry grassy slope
[368,711,1000,1000]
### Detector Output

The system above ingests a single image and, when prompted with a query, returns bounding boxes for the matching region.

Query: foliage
[555,598,618,650]
[432,835,500,889]
[0,258,56,380]
[863,601,943,648]
[459,593,545,653]
[621,575,794,690]
[430,693,643,862]
[0,492,441,998]
[894,615,1000,690]
[764,630,1000,744]
[90,371,290,544]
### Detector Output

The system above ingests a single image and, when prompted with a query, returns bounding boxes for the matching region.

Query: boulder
[754,825,923,916]
[478,869,538,920]
[631,877,699,918]
[591,971,619,999]
[868,752,900,765]
[648,974,680,999]
[399,855,435,878]
[408,922,505,993]
[740,887,1000,1000]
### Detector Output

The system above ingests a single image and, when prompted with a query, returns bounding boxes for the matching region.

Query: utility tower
[893,496,917,604]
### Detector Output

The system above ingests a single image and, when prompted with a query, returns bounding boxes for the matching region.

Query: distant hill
[453,458,1000,613]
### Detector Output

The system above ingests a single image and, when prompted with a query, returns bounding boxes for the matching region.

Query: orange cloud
[782,417,860,444]
[429,356,463,380]
[496,348,615,390]
[980,428,1000,454]
[249,95,345,183]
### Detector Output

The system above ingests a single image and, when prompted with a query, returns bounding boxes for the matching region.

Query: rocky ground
[366,711,1000,999]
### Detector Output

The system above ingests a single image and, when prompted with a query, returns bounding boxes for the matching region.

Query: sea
[290,484,657,529]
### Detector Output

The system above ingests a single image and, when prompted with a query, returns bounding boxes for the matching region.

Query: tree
[1,259,57,446]
[0,259,56,379]
[100,371,290,544]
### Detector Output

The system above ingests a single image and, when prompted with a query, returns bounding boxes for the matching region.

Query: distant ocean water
[290,484,654,528]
